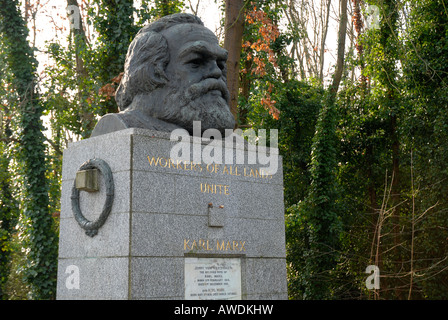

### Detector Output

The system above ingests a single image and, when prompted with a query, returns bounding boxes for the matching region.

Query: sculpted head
[115,13,235,135]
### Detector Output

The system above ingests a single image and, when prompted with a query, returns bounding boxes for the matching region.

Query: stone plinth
[56,128,287,300]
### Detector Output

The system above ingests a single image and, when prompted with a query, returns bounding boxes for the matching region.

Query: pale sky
[26,0,341,142]
[30,0,223,141]
[31,0,222,76]
[29,1,340,137]
[31,0,339,81]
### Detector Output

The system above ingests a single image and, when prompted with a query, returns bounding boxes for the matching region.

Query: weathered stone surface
[57,257,129,300]
[58,12,287,300]
[57,128,287,300]
[91,13,235,138]
[131,257,185,299]
[208,204,225,227]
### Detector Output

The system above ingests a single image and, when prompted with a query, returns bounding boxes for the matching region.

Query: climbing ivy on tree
[0,0,58,300]
[0,133,17,299]
[1,0,448,300]
[87,0,138,115]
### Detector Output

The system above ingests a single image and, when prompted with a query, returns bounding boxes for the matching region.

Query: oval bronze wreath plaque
[71,158,114,237]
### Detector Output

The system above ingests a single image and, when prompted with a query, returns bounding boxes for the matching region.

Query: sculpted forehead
[161,23,226,60]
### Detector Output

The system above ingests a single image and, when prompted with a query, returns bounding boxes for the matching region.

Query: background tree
[0,0,58,299]
[2,0,448,300]
[223,0,246,122]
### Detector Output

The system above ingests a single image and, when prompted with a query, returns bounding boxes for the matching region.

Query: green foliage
[0,44,17,300]
[1,0,448,300]
[0,0,58,299]
[285,93,342,300]
[399,0,448,299]
[2,232,31,300]
[135,0,184,25]
[87,0,138,115]
[241,0,343,299]
[44,0,186,141]
[2,0,190,301]
[251,80,323,206]
[0,137,18,299]
[329,0,448,299]
[245,0,448,300]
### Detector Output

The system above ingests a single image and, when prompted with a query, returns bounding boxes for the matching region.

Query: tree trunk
[0,0,58,299]
[352,0,367,91]
[223,0,245,126]
[319,0,332,83]
[67,0,96,135]
[329,0,348,96]
[378,0,402,299]
[238,50,252,126]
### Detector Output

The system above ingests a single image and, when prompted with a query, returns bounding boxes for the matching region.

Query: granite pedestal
[56,128,287,300]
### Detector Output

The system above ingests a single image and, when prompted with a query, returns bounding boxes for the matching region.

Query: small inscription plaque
[184,257,242,300]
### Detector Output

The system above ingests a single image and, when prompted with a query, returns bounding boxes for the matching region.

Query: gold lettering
[148,157,273,181]
[230,165,241,176]
[248,168,258,178]
[185,239,247,251]
[217,240,225,251]
[250,168,255,176]
[200,183,230,195]
[175,159,183,170]
[207,183,213,193]
[167,158,177,169]
[203,240,211,250]
[184,239,191,250]
[159,157,168,167]
[241,166,273,179]
[196,239,212,251]
[149,157,270,180]
[148,156,160,166]
[259,168,273,179]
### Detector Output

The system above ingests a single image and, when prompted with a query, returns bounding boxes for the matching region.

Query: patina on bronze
[71,158,114,237]
[91,13,235,138]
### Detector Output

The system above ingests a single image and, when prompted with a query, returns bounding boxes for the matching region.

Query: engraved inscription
[147,156,273,179]
[200,183,230,195]
[185,257,242,300]
[184,239,246,252]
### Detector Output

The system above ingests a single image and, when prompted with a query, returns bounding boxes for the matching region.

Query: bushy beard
[156,78,235,136]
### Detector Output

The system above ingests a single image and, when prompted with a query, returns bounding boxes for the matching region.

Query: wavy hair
[115,13,204,111]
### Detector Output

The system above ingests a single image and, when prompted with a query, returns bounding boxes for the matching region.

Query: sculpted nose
[206,60,223,79]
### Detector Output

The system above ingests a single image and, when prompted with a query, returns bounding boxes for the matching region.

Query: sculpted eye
[188,58,203,68]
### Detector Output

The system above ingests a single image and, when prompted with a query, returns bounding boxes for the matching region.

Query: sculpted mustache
[185,79,229,102]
